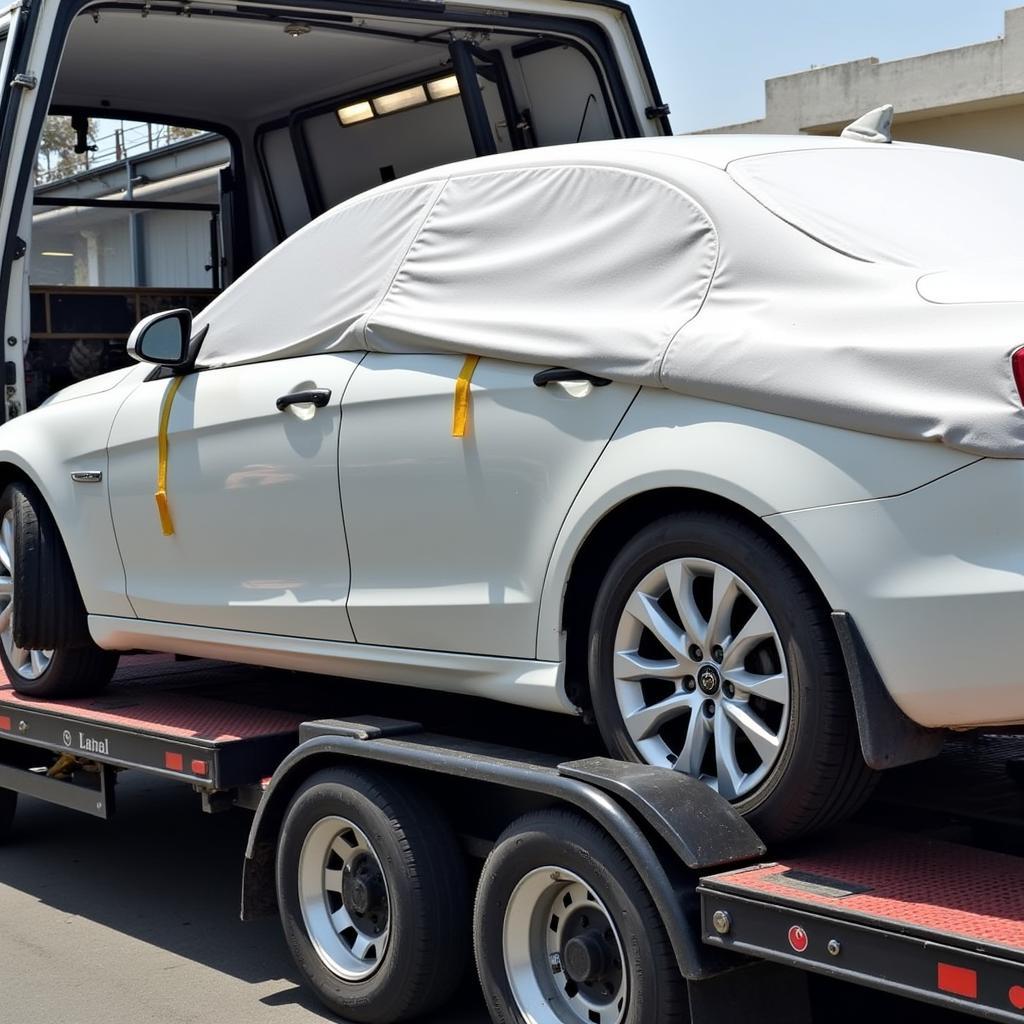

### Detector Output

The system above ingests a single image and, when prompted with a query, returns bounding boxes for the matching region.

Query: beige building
[701,5,1024,157]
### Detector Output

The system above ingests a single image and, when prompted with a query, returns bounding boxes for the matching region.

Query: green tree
[164,124,203,144]
[36,115,95,183]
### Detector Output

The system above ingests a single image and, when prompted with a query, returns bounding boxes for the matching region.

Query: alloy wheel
[612,557,790,800]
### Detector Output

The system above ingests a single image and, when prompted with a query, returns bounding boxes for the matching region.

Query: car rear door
[338,354,638,658]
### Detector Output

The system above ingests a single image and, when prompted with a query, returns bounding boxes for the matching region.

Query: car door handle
[276,388,332,411]
[533,367,611,388]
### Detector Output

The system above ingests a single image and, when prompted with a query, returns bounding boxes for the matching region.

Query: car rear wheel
[588,510,876,843]
[0,482,119,698]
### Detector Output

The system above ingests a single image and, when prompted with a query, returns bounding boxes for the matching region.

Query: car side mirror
[127,309,193,367]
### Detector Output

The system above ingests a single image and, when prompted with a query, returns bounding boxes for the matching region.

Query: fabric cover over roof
[729,146,1024,267]
[365,166,718,380]
[196,181,445,367]
[197,157,718,384]
[194,137,1024,457]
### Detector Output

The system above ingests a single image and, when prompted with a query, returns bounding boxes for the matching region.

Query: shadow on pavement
[0,771,486,1023]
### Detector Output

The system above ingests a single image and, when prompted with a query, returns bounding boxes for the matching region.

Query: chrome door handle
[276,388,332,411]
[533,367,611,388]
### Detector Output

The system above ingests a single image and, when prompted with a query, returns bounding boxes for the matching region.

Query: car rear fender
[536,388,977,662]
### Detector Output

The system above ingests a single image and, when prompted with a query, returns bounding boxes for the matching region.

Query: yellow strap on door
[155,375,185,536]
[452,355,480,438]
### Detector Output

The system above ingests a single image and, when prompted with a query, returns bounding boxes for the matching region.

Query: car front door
[107,352,362,640]
[338,353,638,658]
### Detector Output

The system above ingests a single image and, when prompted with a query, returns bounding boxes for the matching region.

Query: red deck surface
[0,657,306,743]
[707,834,1024,952]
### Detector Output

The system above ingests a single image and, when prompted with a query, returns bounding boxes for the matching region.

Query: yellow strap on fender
[451,355,480,438]
[155,375,185,536]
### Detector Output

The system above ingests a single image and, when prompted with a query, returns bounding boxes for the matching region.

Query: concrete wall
[890,102,1024,159]
[698,5,1024,159]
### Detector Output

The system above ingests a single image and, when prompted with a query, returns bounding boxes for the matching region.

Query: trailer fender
[241,718,765,981]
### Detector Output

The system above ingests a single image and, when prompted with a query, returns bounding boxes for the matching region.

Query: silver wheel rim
[612,557,790,800]
[0,509,53,681]
[503,867,628,1024]
[297,815,391,981]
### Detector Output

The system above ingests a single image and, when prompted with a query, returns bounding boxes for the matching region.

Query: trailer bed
[700,831,1024,1021]
[0,657,306,813]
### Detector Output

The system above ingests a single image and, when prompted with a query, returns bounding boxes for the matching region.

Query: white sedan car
[4,134,1024,841]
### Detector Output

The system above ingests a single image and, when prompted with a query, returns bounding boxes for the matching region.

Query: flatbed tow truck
[1,654,1023,1024]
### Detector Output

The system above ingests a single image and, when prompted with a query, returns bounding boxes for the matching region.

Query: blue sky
[630,1,1017,132]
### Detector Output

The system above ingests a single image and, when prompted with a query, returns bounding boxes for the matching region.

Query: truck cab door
[0,0,58,420]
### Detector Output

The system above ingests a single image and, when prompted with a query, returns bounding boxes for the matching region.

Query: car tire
[276,767,469,1024]
[0,482,119,698]
[588,510,876,843]
[474,808,687,1024]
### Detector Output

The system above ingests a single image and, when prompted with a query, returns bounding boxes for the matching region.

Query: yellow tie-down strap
[452,355,480,438]
[155,375,185,536]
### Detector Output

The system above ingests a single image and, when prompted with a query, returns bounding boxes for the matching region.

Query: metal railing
[36,120,207,185]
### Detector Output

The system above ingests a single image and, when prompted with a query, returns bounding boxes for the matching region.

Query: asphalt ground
[0,770,488,1024]
[0,769,969,1024]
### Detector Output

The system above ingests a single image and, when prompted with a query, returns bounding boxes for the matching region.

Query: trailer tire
[474,808,687,1024]
[0,482,118,697]
[276,767,469,1024]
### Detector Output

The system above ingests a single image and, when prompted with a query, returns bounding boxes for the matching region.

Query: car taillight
[1014,347,1024,404]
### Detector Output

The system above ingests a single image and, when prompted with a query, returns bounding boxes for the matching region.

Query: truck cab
[0,0,669,415]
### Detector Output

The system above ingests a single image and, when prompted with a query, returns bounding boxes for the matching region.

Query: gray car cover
[194,136,1024,457]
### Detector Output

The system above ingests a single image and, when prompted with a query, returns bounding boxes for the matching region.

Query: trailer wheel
[276,767,469,1024]
[475,809,687,1024]
[0,482,119,697]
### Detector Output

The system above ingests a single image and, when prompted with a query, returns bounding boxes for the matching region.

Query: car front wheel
[0,482,119,697]
[587,510,875,843]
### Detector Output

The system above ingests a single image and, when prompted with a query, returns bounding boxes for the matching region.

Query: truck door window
[27,117,224,407]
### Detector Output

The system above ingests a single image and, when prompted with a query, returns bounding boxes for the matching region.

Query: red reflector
[164,752,184,772]
[0,715,10,731]
[1010,985,1024,1010]
[787,925,809,954]
[1013,347,1024,404]
[190,759,208,777]
[938,963,978,999]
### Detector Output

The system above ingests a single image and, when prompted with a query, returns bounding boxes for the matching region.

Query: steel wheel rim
[503,867,628,1024]
[297,815,391,981]
[612,557,791,800]
[0,510,53,681]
